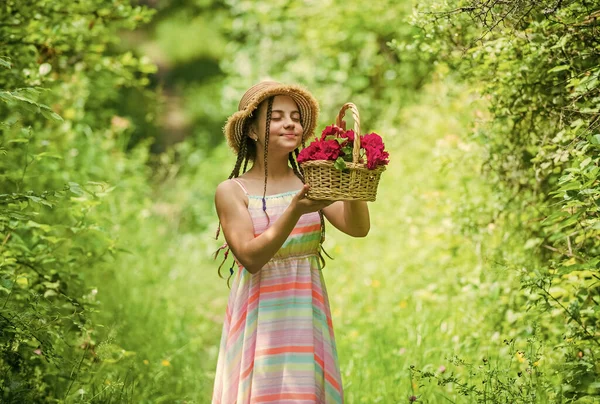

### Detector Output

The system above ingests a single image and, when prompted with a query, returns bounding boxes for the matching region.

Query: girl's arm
[322,201,370,237]
[215,181,331,274]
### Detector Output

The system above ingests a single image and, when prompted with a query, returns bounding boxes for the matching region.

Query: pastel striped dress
[212,179,344,403]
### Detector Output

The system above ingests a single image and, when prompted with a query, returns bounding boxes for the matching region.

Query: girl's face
[252,95,303,156]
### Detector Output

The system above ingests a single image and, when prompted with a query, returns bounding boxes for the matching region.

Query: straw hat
[224,81,320,153]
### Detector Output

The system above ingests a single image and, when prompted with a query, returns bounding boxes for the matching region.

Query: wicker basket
[300,103,386,201]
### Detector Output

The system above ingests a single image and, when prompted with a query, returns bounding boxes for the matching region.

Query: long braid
[294,148,304,178]
[242,139,250,173]
[242,119,255,173]
[215,114,251,286]
[262,97,274,226]
[289,151,304,182]
[226,141,246,180]
[216,128,248,242]
[289,148,329,269]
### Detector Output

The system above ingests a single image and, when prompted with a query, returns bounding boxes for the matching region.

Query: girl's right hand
[291,184,333,215]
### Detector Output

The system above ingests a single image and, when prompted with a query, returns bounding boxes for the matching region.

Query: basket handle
[335,103,361,164]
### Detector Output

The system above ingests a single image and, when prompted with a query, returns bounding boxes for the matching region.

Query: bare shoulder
[215,179,247,209]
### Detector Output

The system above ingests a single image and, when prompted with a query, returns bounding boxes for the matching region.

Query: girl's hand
[291,184,333,215]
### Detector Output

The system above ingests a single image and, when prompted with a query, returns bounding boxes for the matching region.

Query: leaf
[34,152,63,161]
[44,290,58,298]
[524,238,542,249]
[68,182,84,196]
[547,65,570,74]
[39,108,63,122]
[26,220,52,232]
[342,146,353,155]
[0,57,11,69]
[580,157,592,168]
[334,157,347,171]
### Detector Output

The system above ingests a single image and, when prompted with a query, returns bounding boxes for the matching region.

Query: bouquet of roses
[297,125,390,171]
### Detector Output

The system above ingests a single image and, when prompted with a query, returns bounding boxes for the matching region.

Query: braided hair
[216,95,329,283]
[288,147,329,269]
[261,97,274,225]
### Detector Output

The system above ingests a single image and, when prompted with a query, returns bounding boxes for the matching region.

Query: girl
[212,81,370,403]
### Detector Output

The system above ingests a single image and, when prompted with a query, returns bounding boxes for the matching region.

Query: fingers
[294,185,334,212]
[295,184,310,199]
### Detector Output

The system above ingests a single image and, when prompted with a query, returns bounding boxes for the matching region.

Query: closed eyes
[272,115,301,122]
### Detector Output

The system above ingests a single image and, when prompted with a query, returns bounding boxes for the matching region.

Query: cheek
[269,121,279,135]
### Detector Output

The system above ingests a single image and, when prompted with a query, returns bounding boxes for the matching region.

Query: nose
[283,118,295,129]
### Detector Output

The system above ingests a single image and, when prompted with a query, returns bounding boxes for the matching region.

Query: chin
[277,137,301,150]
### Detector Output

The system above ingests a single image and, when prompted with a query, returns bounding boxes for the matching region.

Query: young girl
[212,81,370,403]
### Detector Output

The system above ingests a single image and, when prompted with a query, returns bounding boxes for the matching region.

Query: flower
[361,133,389,169]
[161,359,171,367]
[340,129,355,142]
[298,126,389,170]
[320,125,345,140]
[297,138,342,163]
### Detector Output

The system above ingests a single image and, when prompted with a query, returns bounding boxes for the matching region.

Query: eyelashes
[272,116,301,122]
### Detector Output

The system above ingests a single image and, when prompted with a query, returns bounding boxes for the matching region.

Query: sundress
[212,179,344,404]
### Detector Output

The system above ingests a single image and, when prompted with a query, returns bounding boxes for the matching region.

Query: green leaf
[34,152,63,161]
[68,182,84,195]
[39,108,63,122]
[26,220,52,232]
[334,157,347,171]
[547,65,570,74]
[0,57,11,69]
[524,238,542,249]
[580,157,592,168]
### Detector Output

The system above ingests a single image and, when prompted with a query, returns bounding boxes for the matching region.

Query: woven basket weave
[300,103,386,201]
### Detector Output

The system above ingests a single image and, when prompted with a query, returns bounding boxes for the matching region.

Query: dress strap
[231,178,249,195]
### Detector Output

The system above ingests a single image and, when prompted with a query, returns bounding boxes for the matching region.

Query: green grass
[83,78,559,403]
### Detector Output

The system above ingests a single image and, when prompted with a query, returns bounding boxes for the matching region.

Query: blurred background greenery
[1,0,599,402]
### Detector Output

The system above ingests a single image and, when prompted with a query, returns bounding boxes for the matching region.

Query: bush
[0,1,155,401]
[409,0,600,400]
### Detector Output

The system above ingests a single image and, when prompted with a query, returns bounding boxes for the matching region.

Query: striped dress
[212,179,344,403]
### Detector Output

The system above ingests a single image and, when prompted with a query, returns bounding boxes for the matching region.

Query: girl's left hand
[291,184,333,215]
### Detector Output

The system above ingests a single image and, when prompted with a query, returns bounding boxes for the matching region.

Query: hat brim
[224,83,320,153]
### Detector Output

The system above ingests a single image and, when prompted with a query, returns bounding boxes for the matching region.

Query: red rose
[360,133,384,148]
[297,142,318,163]
[340,129,355,144]
[300,129,388,168]
[318,139,343,160]
[361,133,389,169]
[320,125,344,140]
[298,138,342,162]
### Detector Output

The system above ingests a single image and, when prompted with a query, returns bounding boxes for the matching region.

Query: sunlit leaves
[411,0,600,399]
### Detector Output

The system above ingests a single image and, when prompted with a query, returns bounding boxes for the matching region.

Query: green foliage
[219,0,435,131]
[410,0,600,400]
[411,329,553,403]
[0,0,156,401]
[2,0,599,401]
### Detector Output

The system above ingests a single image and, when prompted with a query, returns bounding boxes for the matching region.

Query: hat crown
[238,81,282,111]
